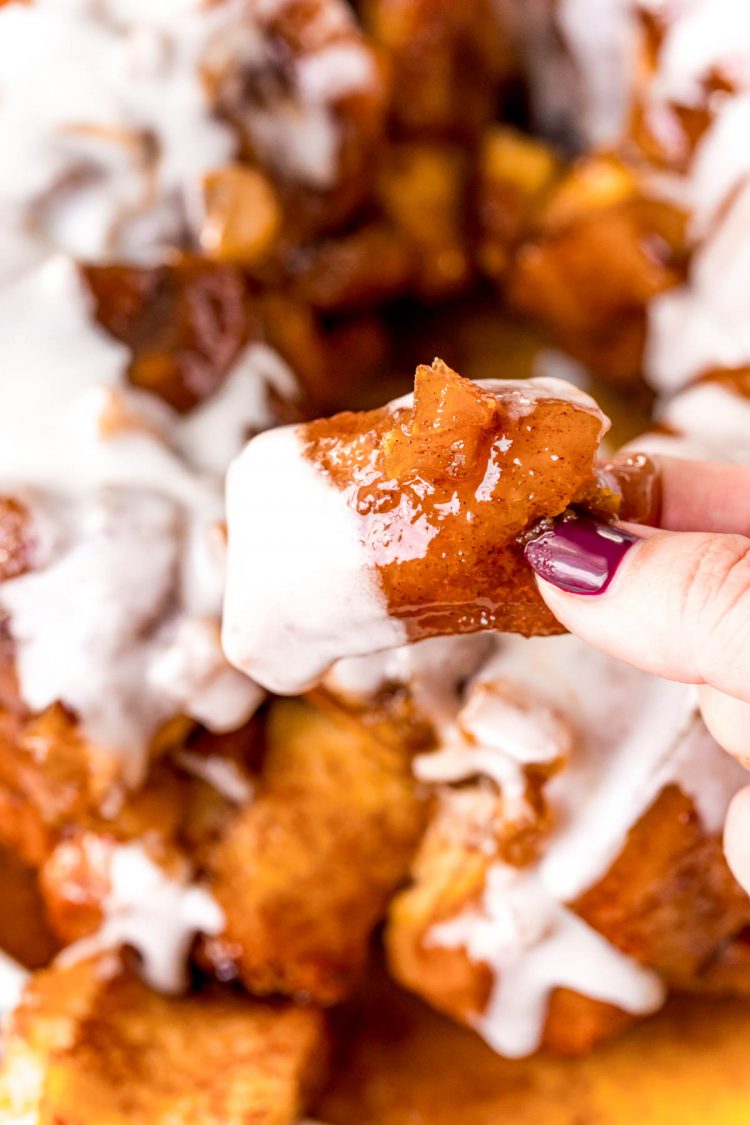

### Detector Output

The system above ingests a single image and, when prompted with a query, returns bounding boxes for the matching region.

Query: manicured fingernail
[524,517,640,595]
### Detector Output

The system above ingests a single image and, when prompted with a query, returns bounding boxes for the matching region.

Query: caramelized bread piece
[84,261,253,414]
[382,633,750,1057]
[388,782,750,1055]
[223,359,613,693]
[386,784,636,1056]
[205,699,424,1004]
[507,159,687,385]
[0,846,58,969]
[361,0,513,139]
[0,957,328,1125]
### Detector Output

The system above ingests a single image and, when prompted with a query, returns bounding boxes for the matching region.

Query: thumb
[524,516,750,703]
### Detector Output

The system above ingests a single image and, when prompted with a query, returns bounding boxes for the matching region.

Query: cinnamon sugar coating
[302,358,614,641]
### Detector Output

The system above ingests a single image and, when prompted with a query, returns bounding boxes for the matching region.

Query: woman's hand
[524,456,750,893]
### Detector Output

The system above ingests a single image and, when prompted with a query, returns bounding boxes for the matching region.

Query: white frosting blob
[431,868,665,1058]
[0,257,294,785]
[57,844,224,994]
[223,423,408,694]
[0,952,29,1018]
[498,0,636,147]
[638,1,750,390]
[0,0,374,274]
[379,631,747,1057]
[647,182,750,391]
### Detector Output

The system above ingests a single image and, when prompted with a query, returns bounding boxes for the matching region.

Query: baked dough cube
[0,956,328,1125]
[205,699,424,1004]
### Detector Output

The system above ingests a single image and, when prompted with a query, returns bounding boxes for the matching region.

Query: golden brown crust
[302,359,612,640]
[0,958,329,1125]
[206,699,425,1004]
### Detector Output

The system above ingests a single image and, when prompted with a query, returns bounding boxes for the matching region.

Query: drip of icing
[147,618,265,735]
[406,632,747,1057]
[0,257,286,786]
[626,374,750,464]
[0,0,375,274]
[325,634,495,715]
[497,0,636,148]
[57,844,224,994]
[414,675,572,818]
[637,1,750,390]
[647,182,750,391]
[177,343,298,475]
[175,749,255,805]
[222,423,408,695]
[430,867,664,1058]
[0,952,29,1017]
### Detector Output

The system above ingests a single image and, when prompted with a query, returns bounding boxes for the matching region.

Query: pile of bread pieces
[1,0,750,1121]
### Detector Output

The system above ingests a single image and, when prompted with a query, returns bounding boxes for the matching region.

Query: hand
[524,456,750,893]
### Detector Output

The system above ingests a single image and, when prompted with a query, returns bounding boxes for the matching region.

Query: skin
[528,456,750,895]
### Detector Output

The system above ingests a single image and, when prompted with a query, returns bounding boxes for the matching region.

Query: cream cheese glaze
[498,0,636,147]
[503,0,750,393]
[223,422,409,695]
[0,256,291,788]
[0,954,29,1018]
[637,0,750,390]
[0,0,376,275]
[57,843,224,993]
[329,630,748,1057]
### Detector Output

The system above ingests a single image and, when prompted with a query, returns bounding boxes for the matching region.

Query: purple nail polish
[524,518,640,595]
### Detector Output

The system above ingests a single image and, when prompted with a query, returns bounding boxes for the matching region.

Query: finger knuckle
[681,534,750,673]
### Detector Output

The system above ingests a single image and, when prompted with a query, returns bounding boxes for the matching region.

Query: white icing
[222,424,408,694]
[0,0,374,273]
[642,0,750,112]
[0,257,288,786]
[658,381,750,458]
[325,634,495,715]
[414,633,748,1057]
[557,0,637,145]
[147,618,265,736]
[244,36,378,189]
[178,343,298,475]
[498,0,636,147]
[57,844,224,994]
[628,380,750,463]
[636,1,750,390]
[414,676,573,817]
[647,183,750,391]
[0,952,29,1017]
[430,868,664,1058]
[175,749,255,805]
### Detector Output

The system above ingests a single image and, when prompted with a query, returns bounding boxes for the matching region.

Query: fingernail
[524,517,640,595]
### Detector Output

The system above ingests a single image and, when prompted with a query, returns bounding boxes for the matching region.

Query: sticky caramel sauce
[303,359,616,641]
